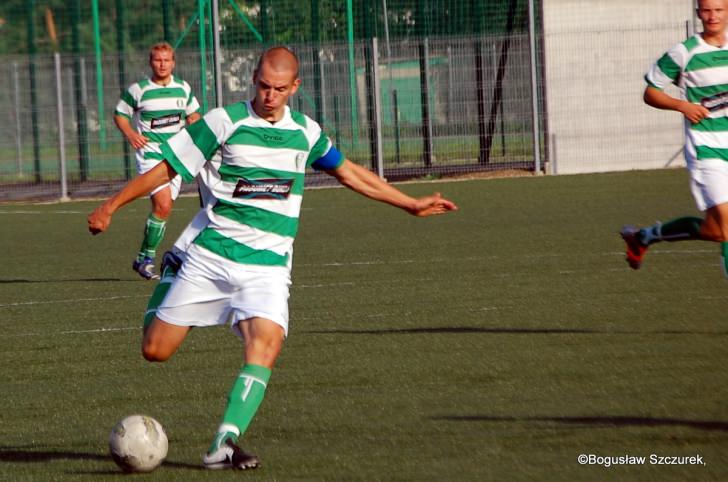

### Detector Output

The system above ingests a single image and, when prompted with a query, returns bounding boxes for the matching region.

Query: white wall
[543,0,695,174]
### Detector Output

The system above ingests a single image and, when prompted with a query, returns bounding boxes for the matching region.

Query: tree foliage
[0,0,527,56]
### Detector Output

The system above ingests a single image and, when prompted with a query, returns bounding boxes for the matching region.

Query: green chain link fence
[0,0,543,200]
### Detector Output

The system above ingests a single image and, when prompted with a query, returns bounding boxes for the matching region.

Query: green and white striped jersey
[160,101,344,268]
[646,34,728,167]
[115,76,201,162]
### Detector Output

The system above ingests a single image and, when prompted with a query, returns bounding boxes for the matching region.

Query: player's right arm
[114,114,148,150]
[643,86,709,124]
[644,40,709,125]
[88,161,176,235]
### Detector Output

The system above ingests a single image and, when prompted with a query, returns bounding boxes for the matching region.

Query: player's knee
[718,225,728,242]
[152,201,173,219]
[701,225,728,242]
[246,335,283,368]
[141,338,172,362]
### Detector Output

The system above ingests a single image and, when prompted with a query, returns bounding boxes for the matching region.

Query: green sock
[208,364,272,453]
[640,216,702,245]
[137,214,167,260]
[721,242,728,279]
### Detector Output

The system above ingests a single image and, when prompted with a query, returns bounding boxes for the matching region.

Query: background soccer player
[114,42,202,279]
[621,0,728,277]
[90,46,458,470]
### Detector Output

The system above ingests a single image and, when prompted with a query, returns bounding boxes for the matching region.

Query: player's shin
[208,364,271,453]
[138,214,167,261]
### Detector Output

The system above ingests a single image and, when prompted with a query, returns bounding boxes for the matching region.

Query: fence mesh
[0,0,541,200]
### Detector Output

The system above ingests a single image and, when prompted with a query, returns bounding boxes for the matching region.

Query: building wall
[543,0,695,174]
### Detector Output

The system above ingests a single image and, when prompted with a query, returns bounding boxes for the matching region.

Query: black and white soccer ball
[108,415,168,473]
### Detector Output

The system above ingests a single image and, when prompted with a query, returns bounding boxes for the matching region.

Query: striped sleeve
[645,43,686,90]
[160,107,232,182]
[114,87,137,119]
[185,82,201,114]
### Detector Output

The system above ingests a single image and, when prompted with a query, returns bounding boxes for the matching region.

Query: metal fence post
[198,0,208,113]
[419,37,433,168]
[115,0,131,180]
[27,0,42,183]
[13,62,23,178]
[212,0,223,108]
[475,38,487,165]
[55,53,69,201]
[372,37,384,178]
[92,0,106,149]
[528,0,541,174]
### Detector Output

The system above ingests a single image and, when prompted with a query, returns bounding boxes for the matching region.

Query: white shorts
[156,244,291,336]
[137,155,182,199]
[689,159,728,211]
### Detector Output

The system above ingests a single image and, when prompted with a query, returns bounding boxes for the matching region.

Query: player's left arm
[88,161,176,234]
[186,112,201,125]
[326,159,458,217]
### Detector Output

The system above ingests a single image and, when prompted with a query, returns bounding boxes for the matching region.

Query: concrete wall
[543,0,695,174]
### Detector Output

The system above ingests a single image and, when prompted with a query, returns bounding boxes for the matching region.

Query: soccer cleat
[202,439,261,470]
[620,225,648,270]
[132,257,160,280]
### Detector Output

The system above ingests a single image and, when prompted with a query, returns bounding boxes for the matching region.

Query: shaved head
[251,46,302,122]
[255,46,300,79]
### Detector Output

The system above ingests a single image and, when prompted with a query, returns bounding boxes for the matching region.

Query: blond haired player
[622,0,728,277]
[114,42,202,279]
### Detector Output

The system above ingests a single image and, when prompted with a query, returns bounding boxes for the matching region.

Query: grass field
[2,168,728,481]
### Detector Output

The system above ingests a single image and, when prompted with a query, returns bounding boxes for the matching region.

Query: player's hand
[127,131,149,150]
[88,204,113,235]
[408,193,458,217]
[680,102,710,124]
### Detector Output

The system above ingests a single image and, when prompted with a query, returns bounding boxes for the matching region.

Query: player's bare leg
[701,202,728,277]
[700,202,728,240]
[204,318,285,470]
[239,317,285,369]
[141,317,190,362]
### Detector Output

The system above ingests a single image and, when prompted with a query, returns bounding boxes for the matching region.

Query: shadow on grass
[0,278,125,283]
[0,446,203,471]
[431,415,728,432]
[304,327,728,336]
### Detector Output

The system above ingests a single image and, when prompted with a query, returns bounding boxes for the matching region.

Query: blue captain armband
[311,146,344,171]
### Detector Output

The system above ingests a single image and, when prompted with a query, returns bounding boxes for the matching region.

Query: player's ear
[290,78,301,94]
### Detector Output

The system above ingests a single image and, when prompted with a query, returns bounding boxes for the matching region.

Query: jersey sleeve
[114,86,137,119]
[160,107,231,182]
[645,42,686,90]
[308,133,344,170]
[185,82,202,115]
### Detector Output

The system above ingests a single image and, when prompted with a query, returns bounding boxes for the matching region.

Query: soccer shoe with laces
[203,439,261,470]
[620,225,648,270]
[132,256,160,280]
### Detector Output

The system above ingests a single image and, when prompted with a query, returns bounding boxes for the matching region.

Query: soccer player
[89,46,458,470]
[621,0,728,277]
[114,41,202,280]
